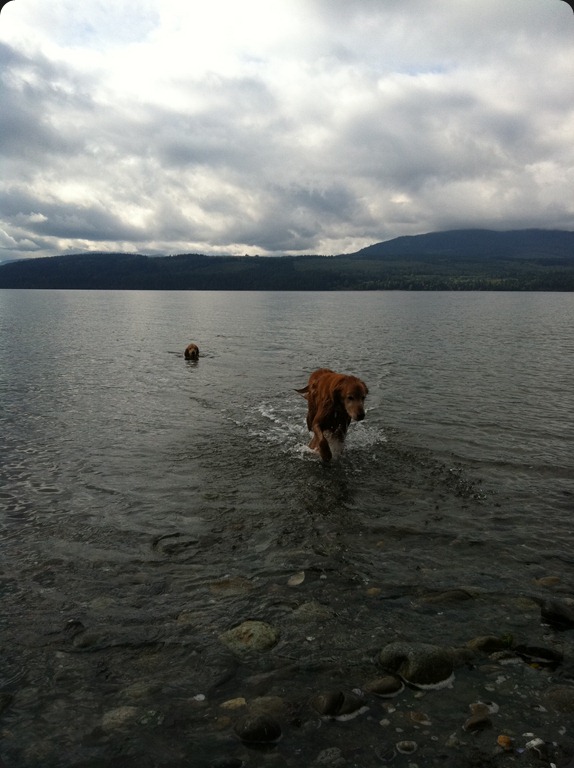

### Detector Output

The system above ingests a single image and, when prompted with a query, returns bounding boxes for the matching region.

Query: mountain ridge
[1,228,574,290]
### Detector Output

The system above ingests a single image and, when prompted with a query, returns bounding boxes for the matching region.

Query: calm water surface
[0,289,573,767]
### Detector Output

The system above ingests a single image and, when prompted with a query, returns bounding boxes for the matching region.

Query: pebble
[210,577,253,596]
[497,734,513,751]
[463,713,493,732]
[541,599,574,630]
[0,693,13,715]
[543,686,574,714]
[310,690,369,721]
[525,737,548,759]
[407,710,432,726]
[375,745,396,762]
[210,758,244,768]
[101,706,139,731]
[220,698,247,711]
[248,695,289,718]
[378,641,455,690]
[469,701,499,716]
[396,740,417,754]
[533,575,561,587]
[422,588,473,603]
[363,675,405,698]
[466,635,511,654]
[233,713,282,744]
[219,620,279,653]
[287,571,305,586]
[292,601,335,621]
[313,746,346,766]
[514,644,563,669]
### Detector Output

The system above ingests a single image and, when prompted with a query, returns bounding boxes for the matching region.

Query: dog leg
[311,425,332,462]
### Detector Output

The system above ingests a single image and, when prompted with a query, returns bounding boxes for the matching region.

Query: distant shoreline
[1,228,574,291]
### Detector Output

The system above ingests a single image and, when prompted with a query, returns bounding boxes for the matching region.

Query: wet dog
[296,368,368,461]
[184,343,199,361]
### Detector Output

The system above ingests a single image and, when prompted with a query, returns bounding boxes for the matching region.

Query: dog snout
[356,411,365,421]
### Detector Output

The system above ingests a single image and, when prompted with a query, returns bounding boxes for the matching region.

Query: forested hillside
[1,229,574,290]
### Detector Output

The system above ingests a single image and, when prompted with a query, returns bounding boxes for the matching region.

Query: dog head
[184,343,199,360]
[337,376,368,422]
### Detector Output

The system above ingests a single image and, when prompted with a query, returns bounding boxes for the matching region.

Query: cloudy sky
[1,0,573,262]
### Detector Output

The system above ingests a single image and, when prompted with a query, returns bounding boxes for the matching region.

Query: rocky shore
[2,572,574,768]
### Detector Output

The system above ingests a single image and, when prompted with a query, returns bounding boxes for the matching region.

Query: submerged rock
[497,734,513,751]
[407,710,432,726]
[313,747,345,766]
[378,642,455,689]
[543,686,574,714]
[234,713,282,743]
[466,635,512,655]
[463,713,492,732]
[514,644,563,669]
[248,695,290,718]
[291,600,335,621]
[469,701,499,716]
[219,620,279,654]
[210,577,253,596]
[310,690,369,721]
[396,740,417,755]
[210,758,244,768]
[421,588,473,603]
[101,706,139,731]
[363,675,405,698]
[540,599,574,630]
[0,693,13,715]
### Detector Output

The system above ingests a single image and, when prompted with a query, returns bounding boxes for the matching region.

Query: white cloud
[1,0,574,260]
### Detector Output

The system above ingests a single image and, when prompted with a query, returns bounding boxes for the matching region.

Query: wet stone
[396,740,417,754]
[210,758,244,768]
[469,700,498,716]
[543,686,574,713]
[514,644,563,669]
[375,745,396,763]
[291,600,335,621]
[363,675,404,698]
[219,620,280,654]
[378,641,455,689]
[234,713,282,744]
[220,698,247,711]
[466,635,512,655]
[406,710,432,726]
[497,734,513,751]
[0,692,13,715]
[121,680,158,700]
[101,705,139,731]
[248,695,289,718]
[313,746,346,766]
[541,599,574,630]
[310,690,369,721]
[421,588,473,603]
[533,575,561,587]
[210,577,253,596]
[525,737,548,760]
[463,713,493,732]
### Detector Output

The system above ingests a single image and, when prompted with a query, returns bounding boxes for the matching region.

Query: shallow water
[0,289,573,767]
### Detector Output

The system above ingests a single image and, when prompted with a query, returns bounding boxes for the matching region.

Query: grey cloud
[1,1,574,261]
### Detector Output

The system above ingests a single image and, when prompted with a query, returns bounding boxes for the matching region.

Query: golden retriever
[296,368,368,461]
[184,343,199,361]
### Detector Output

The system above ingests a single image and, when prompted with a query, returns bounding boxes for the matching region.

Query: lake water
[1,289,573,768]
